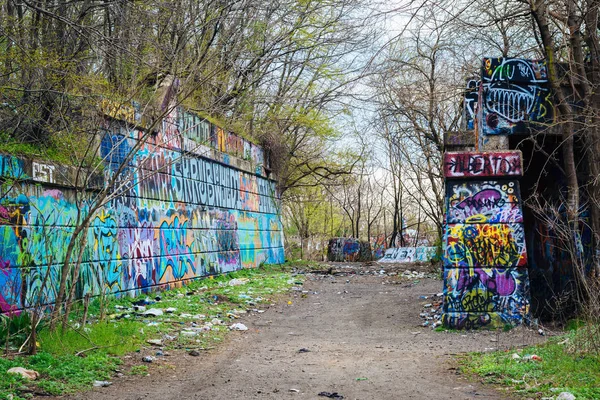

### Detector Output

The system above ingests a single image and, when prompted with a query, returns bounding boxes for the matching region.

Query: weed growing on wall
[0,265,300,399]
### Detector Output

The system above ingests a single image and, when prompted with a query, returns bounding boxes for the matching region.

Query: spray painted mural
[480,58,555,136]
[446,180,522,224]
[379,247,437,263]
[442,151,530,329]
[0,108,284,314]
[444,224,527,268]
[327,238,372,262]
[370,235,387,259]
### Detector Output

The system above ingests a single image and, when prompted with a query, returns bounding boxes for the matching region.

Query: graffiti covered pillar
[441,151,530,329]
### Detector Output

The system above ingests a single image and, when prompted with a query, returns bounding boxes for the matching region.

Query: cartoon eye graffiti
[509,182,514,187]
[502,185,507,191]
[508,188,514,194]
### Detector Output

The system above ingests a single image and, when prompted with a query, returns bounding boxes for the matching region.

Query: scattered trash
[318,392,344,399]
[298,348,310,353]
[289,388,300,393]
[523,354,542,362]
[7,367,39,380]
[355,377,368,381]
[511,353,521,360]
[211,318,223,325]
[181,330,200,337]
[133,305,146,312]
[155,350,164,356]
[229,278,249,286]
[288,301,293,305]
[146,339,163,346]
[556,392,576,400]
[230,323,249,331]
[417,292,443,328]
[538,328,545,336]
[142,356,154,363]
[143,308,164,317]
[132,297,154,306]
[93,380,112,387]
[165,307,177,313]
[180,313,192,318]
[189,350,201,357]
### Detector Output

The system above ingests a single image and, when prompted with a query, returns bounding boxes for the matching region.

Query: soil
[54,262,548,400]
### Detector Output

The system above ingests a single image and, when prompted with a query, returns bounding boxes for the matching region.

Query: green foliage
[0,313,32,351]
[0,130,100,167]
[458,333,600,399]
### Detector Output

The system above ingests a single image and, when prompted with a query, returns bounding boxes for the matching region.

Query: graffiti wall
[442,151,530,329]
[327,238,372,262]
[480,58,555,136]
[379,247,437,263]
[370,235,387,260]
[0,108,284,315]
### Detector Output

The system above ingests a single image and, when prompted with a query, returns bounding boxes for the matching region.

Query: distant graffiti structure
[379,247,436,263]
[0,104,285,315]
[327,238,372,262]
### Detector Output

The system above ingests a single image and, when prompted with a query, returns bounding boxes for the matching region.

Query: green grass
[458,331,600,399]
[129,365,148,376]
[0,264,300,399]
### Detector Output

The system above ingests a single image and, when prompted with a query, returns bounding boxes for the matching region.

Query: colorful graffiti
[444,224,527,268]
[446,180,522,224]
[442,150,530,329]
[370,235,387,259]
[0,106,285,314]
[480,58,555,136]
[443,268,528,322]
[379,247,436,263]
[327,238,372,262]
[463,79,479,131]
[444,151,523,178]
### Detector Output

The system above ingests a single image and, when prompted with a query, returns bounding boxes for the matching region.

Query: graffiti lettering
[444,152,522,178]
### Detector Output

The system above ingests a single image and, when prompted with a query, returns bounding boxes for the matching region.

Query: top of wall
[100,99,269,178]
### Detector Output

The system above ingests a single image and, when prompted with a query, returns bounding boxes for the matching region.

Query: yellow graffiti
[100,99,137,125]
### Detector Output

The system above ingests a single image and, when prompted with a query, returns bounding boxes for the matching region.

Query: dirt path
[63,264,545,400]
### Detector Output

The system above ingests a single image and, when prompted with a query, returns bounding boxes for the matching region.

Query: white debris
[230,323,249,331]
[143,308,164,317]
